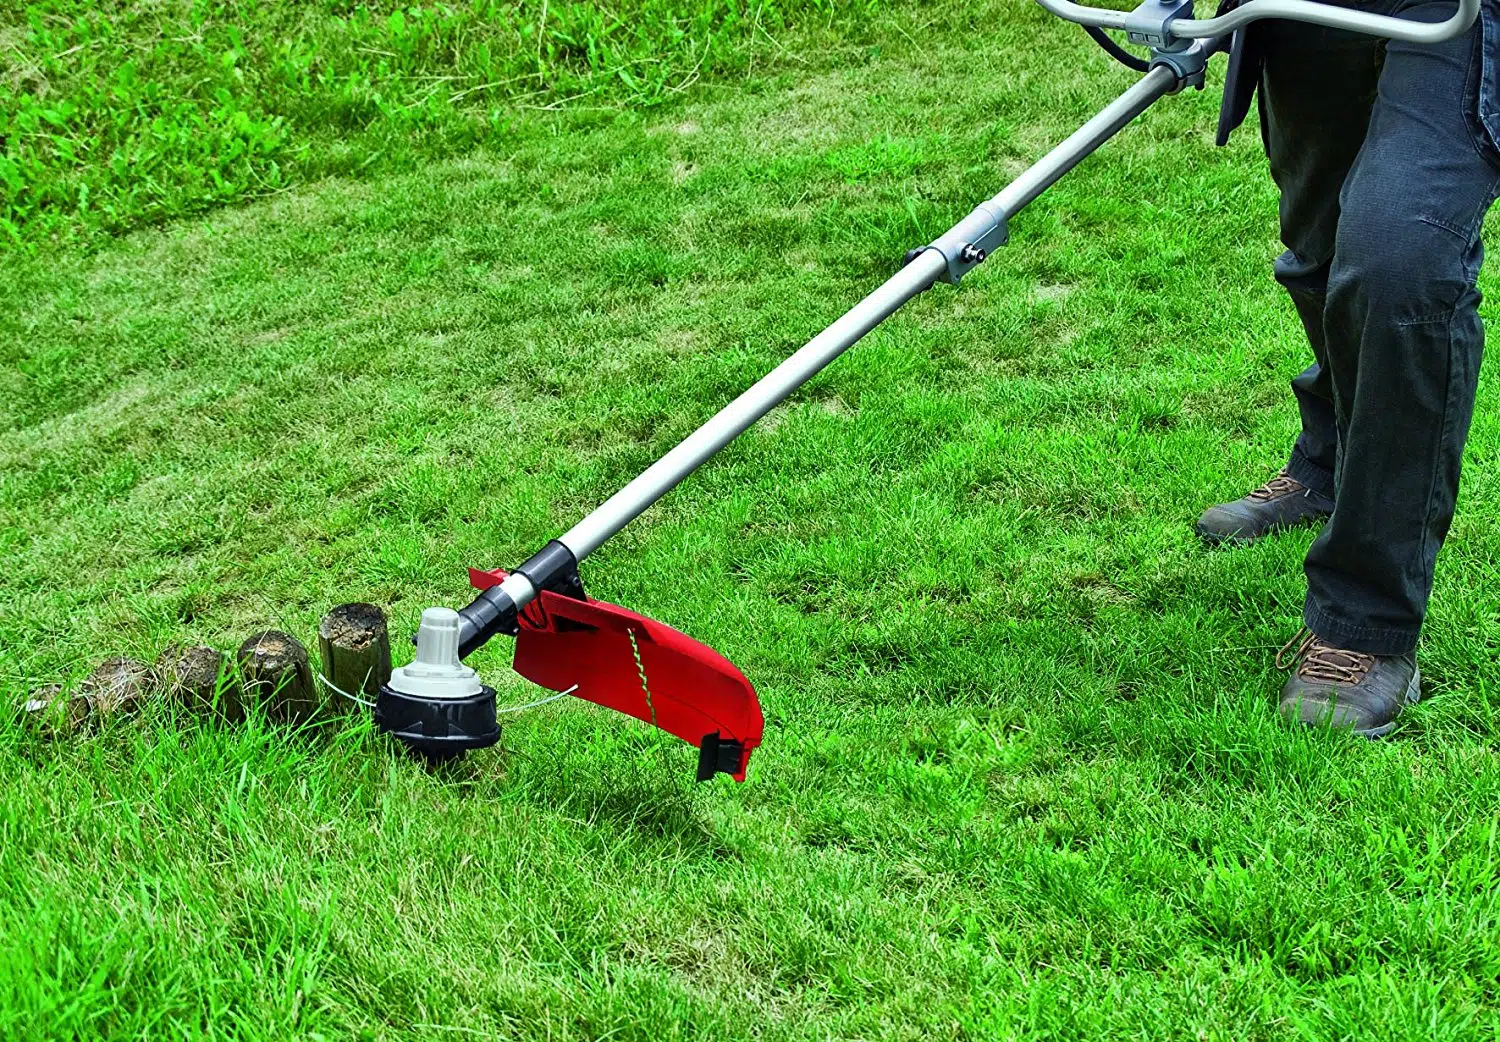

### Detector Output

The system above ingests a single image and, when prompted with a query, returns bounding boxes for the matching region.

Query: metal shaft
[553,65,1179,571]
[992,63,1175,215]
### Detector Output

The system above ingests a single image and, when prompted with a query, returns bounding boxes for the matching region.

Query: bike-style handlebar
[1034,0,1479,45]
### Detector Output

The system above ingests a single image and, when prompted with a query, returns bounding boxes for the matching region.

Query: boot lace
[1246,470,1307,503]
[1274,626,1375,684]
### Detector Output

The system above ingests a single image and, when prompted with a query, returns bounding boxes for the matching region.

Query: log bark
[157,644,236,721]
[236,631,318,724]
[317,603,391,713]
[81,656,154,716]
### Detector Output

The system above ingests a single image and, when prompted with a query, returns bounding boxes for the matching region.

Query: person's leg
[1259,16,1385,498]
[1195,21,1380,544]
[1304,0,1500,655]
[1281,0,1500,735]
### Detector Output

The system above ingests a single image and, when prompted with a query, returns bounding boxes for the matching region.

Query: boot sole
[1194,523,1258,547]
[1350,666,1422,739]
[1194,513,1332,548]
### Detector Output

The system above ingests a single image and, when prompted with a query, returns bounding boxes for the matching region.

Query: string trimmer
[373,0,1479,777]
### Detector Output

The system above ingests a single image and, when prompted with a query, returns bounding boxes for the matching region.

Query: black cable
[1083,24,1152,73]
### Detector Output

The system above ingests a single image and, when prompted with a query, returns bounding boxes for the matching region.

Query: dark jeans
[1258,0,1500,655]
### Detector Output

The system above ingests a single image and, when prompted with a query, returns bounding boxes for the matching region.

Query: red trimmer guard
[469,569,763,781]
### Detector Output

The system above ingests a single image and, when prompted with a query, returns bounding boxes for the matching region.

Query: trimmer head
[375,564,763,779]
[376,607,500,762]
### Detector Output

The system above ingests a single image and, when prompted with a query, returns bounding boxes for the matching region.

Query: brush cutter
[375,0,1479,776]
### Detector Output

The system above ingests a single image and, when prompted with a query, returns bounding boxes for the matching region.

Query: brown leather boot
[1196,470,1334,546]
[1275,628,1421,738]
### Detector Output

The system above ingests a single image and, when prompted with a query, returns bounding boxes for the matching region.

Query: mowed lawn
[6,2,1500,1038]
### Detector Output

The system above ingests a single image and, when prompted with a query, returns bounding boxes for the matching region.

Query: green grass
[6,0,1500,1037]
[1,0,885,249]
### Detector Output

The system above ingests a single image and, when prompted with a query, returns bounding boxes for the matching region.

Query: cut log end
[318,602,389,650]
[237,630,318,724]
[318,603,391,712]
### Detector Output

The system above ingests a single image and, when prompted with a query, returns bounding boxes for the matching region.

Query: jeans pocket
[1474,0,1500,158]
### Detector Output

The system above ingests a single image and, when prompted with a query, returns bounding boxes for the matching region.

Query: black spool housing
[375,683,500,762]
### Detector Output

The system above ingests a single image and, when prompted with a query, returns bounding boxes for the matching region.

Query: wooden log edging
[237,631,318,724]
[317,603,391,711]
[22,683,92,736]
[157,644,235,721]
[81,656,154,716]
[20,602,398,738]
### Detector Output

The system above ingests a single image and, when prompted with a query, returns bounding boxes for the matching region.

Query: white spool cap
[386,607,484,700]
